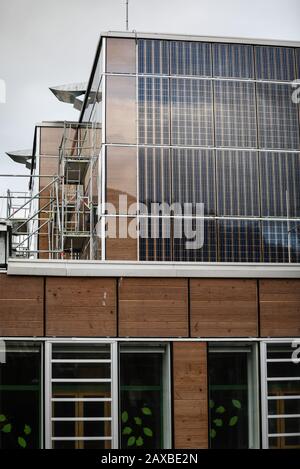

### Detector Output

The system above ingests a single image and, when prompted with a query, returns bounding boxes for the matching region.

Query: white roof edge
[100,30,300,48]
[6,259,300,278]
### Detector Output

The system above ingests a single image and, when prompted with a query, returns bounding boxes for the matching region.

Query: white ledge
[6,259,300,278]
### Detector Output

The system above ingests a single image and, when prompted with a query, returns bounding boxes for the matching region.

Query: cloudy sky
[0,0,299,213]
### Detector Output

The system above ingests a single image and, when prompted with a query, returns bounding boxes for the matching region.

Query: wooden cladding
[259,279,300,337]
[0,274,44,336]
[118,278,189,337]
[46,278,117,337]
[1,275,299,338]
[191,279,258,337]
[173,342,208,448]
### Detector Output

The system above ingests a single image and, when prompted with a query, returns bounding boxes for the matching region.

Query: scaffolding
[4,122,101,260]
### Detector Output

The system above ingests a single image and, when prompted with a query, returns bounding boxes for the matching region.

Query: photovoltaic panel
[171,78,214,146]
[260,152,300,217]
[138,39,169,74]
[218,219,261,262]
[213,43,254,79]
[214,81,257,148]
[216,150,260,216]
[296,48,300,79]
[139,147,171,215]
[257,83,300,150]
[173,218,217,262]
[170,41,212,76]
[262,220,300,263]
[172,149,215,216]
[139,216,172,261]
[255,46,296,81]
[138,77,170,145]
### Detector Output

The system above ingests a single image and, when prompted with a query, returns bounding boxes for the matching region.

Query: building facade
[0,32,300,449]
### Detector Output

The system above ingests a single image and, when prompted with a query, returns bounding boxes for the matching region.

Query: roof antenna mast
[125,0,129,31]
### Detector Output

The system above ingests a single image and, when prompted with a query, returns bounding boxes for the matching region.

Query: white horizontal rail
[51,417,112,422]
[51,398,111,402]
[51,379,111,383]
[268,414,300,419]
[51,437,112,441]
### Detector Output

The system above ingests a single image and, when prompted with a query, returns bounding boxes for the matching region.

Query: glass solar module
[217,220,261,262]
[259,152,300,217]
[171,78,214,146]
[255,46,296,81]
[138,39,169,74]
[257,83,300,150]
[214,81,257,148]
[262,220,300,263]
[171,148,215,216]
[138,77,170,145]
[296,48,300,79]
[216,150,260,216]
[213,43,255,79]
[170,41,212,76]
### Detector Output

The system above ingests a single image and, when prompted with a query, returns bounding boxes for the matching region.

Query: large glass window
[0,341,42,449]
[106,76,136,144]
[119,345,171,449]
[262,342,300,449]
[208,344,259,449]
[48,343,114,449]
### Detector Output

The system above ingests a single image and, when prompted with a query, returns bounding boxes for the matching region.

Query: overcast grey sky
[0,0,299,212]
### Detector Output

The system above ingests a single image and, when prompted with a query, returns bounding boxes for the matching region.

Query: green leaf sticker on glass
[210,429,216,439]
[141,407,152,416]
[127,436,135,447]
[229,416,238,427]
[143,427,153,437]
[0,415,6,422]
[122,426,132,435]
[232,399,242,409]
[24,424,31,435]
[134,417,142,426]
[216,406,225,414]
[209,400,215,409]
[121,411,129,423]
[213,418,223,427]
[18,437,27,448]
[2,423,12,433]
[136,436,143,447]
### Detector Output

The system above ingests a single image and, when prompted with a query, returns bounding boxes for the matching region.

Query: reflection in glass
[208,346,258,449]
[0,341,41,449]
[106,147,137,214]
[262,220,300,263]
[218,220,261,262]
[120,348,166,449]
[106,38,136,74]
[106,76,136,144]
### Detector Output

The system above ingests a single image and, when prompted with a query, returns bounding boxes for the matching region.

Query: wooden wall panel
[118,278,188,337]
[260,280,300,336]
[190,279,258,337]
[0,274,44,336]
[46,277,116,337]
[173,342,208,449]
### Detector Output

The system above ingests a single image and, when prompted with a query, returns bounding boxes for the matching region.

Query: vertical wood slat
[173,342,208,449]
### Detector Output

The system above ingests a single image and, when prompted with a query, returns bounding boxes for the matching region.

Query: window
[0,341,42,449]
[208,344,259,449]
[47,343,116,449]
[119,345,171,449]
[261,342,300,449]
